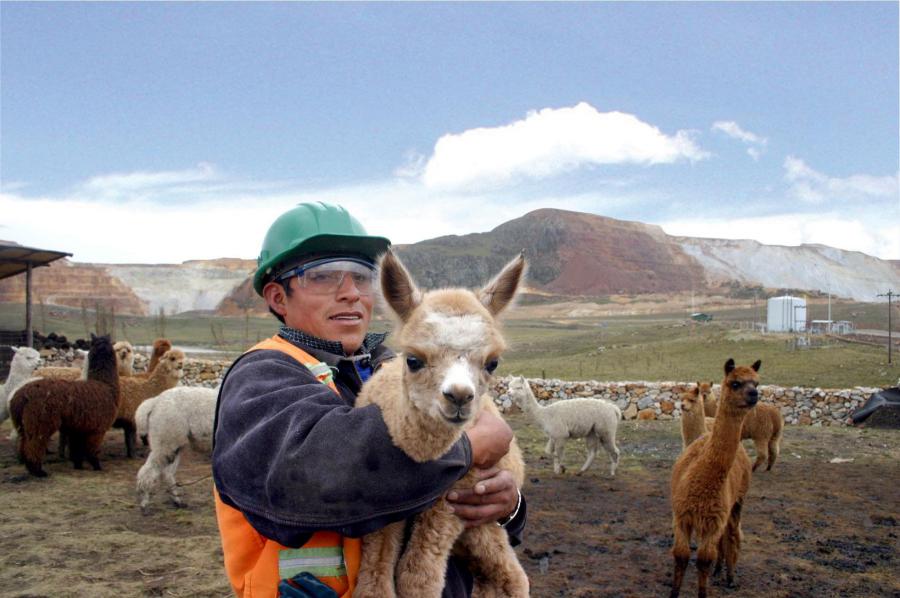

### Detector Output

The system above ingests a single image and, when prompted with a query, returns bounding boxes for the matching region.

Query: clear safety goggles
[277,257,376,295]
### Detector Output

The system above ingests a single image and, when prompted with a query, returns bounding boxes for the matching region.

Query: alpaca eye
[730,381,741,390]
[406,355,425,372]
[484,359,499,374]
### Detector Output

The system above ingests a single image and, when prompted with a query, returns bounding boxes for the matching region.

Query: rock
[637,396,655,410]
[660,399,675,415]
[623,403,638,420]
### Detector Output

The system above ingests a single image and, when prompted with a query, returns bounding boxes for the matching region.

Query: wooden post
[25,261,33,348]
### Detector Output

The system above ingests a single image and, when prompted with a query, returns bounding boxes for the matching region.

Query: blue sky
[2,2,898,263]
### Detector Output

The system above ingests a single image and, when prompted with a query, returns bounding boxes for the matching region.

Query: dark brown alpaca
[10,334,120,477]
[670,359,760,598]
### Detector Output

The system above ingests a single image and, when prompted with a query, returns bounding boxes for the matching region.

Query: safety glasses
[277,258,376,295]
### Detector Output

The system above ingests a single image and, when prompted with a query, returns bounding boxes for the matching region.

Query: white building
[767,296,807,332]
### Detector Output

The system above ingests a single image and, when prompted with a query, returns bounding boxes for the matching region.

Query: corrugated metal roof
[0,242,72,281]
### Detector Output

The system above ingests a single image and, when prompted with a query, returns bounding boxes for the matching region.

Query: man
[212,202,525,598]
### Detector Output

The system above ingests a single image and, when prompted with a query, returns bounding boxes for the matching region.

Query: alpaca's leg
[553,439,567,474]
[577,435,598,475]
[670,518,692,598]
[356,521,404,598]
[458,525,529,598]
[600,431,620,477]
[84,432,106,470]
[696,534,720,598]
[122,422,137,458]
[396,503,464,598]
[544,437,554,455]
[767,434,781,471]
[136,454,162,513]
[58,428,69,460]
[722,500,743,588]
[22,430,51,477]
[68,433,87,469]
[751,438,767,472]
[163,450,184,507]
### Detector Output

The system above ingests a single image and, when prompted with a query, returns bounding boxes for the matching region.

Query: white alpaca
[508,376,621,476]
[353,251,529,598]
[1,347,42,424]
[135,386,216,511]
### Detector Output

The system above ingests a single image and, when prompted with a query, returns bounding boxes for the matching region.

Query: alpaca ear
[724,358,735,375]
[692,385,700,396]
[479,252,526,316]
[751,359,761,372]
[379,250,422,323]
[11,346,18,354]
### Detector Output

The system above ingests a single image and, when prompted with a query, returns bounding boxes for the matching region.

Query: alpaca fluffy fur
[509,376,620,476]
[353,251,529,598]
[680,382,717,450]
[114,349,184,458]
[135,386,216,511]
[0,347,41,424]
[10,335,120,476]
[669,359,760,598]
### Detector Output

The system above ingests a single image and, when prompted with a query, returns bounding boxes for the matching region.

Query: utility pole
[877,290,895,364]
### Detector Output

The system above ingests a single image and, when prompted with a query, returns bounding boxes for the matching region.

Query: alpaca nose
[443,386,474,408]
[746,389,759,406]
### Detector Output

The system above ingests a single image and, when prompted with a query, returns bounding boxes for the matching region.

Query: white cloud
[784,156,900,203]
[711,121,767,146]
[661,212,899,260]
[420,102,708,190]
[79,163,220,200]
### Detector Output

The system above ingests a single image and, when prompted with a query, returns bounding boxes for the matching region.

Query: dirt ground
[1,416,897,598]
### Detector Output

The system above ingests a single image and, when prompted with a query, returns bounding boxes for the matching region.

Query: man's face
[268,266,374,355]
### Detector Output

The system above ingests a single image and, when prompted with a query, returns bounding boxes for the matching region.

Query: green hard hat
[253,202,391,295]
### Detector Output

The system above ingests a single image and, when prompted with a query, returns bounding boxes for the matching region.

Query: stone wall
[35,349,875,427]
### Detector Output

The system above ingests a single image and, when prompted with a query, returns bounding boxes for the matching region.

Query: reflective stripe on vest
[214,335,361,598]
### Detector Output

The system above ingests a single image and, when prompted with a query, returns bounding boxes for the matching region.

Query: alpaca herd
[0,309,792,596]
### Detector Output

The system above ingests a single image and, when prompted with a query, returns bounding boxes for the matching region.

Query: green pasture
[1,302,896,388]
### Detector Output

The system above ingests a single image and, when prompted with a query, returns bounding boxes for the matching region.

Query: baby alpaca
[509,377,620,476]
[135,386,216,511]
[353,251,529,598]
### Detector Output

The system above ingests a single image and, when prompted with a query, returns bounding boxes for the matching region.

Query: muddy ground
[0,416,897,598]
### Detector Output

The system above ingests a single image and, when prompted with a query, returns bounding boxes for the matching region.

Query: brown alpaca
[353,251,529,598]
[680,382,717,449]
[135,338,172,378]
[702,382,718,418]
[704,389,784,472]
[670,359,760,598]
[740,403,784,472]
[114,348,184,457]
[10,335,120,477]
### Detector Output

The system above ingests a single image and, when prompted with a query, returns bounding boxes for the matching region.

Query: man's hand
[465,409,513,468]
[445,467,519,528]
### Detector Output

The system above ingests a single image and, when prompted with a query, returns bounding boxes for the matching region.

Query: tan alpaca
[34,341,135,381]
[670,359,759,598]
[135,338,172,378]
[114,349,184,457]
[740,403,783,471]
[702,382,718,418]
[704,387,784,472]
[353,251,529,598]
[680,382,717,450]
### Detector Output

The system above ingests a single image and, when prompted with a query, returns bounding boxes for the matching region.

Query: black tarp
[851,387,900,428]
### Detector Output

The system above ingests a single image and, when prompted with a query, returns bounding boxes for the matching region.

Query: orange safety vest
[214,335,361,598]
